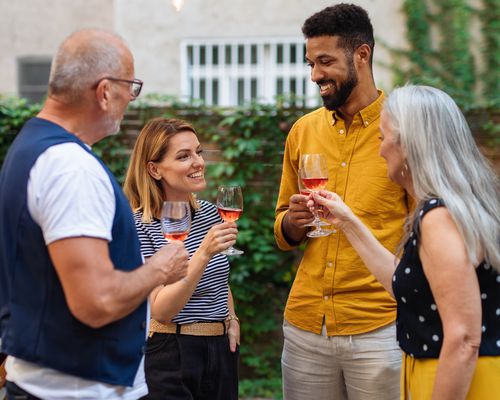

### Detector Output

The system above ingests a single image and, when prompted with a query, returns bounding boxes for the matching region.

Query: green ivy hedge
[0,95,309,399]
[1,94,497,399]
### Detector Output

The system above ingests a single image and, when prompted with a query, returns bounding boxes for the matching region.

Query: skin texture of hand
[287,193,315,228]
[227,320,240,352]
[281,193,313,244]
[308,190,356,229]
[198,222,238,258]
[147,241,190,285]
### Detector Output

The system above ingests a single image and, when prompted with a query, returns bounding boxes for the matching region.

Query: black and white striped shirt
[134,200,230,324]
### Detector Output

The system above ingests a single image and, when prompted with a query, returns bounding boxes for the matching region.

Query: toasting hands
[307,190,356,229]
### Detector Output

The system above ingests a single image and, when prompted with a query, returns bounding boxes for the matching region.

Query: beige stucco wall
[1,0,408,98]
[0,0,114,96]
[117,0,408,96]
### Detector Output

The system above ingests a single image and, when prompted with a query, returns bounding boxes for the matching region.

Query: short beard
[104,115,122,136]
[321,55,358,111]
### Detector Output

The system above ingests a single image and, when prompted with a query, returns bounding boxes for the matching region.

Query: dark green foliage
[0,96,306,398]
[480,0,500,105]
[0,96,41,164]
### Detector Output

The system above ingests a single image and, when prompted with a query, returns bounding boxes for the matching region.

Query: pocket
[145,333,176,355]
[144,333,180,373]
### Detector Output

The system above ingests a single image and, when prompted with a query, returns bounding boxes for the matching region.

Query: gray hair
[384,85,500,271]
[48,29,128,103]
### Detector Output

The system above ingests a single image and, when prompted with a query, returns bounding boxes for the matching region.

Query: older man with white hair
[0,29,189,399]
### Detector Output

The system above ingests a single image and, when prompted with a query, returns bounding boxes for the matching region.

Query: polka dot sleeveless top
[392,198,500,358]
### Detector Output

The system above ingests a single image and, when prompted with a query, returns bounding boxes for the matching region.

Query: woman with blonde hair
[311,85,500,399]
[124,117,240,400]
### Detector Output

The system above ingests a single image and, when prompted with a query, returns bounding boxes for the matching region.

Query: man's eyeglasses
[95,77,143,98]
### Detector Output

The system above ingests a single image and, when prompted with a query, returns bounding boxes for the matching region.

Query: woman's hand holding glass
[198,222,238,258]
[308,190,357,230]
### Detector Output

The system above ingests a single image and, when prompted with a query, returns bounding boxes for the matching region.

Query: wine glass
[300,154,331,238]
[216,185,244,256]
[298,168,329,228]
[161,201,191,242]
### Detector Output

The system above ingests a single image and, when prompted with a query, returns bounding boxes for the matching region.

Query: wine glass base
[221,247,244,256]
[306,229,331,238]
[304,220,329,227]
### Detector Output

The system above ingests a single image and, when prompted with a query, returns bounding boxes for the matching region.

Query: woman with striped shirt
[124,118,240,400]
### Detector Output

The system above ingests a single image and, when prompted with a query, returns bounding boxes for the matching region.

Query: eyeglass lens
[131,81,142,97]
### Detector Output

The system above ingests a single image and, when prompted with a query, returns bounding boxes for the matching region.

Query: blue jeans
[141,333,239,400]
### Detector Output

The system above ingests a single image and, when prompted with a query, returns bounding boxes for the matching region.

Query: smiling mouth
[319,82,335,96]
[188,171,204,179]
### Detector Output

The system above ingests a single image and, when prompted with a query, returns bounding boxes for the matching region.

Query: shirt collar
[330,90,385,127]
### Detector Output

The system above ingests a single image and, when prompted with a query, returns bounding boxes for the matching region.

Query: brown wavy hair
[123,117,199,223]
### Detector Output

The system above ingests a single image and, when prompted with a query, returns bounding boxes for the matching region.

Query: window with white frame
[17,56,51,103]
[181,38,319,107]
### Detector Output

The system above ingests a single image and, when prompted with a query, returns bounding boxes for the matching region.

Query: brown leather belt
[148,319,229,337]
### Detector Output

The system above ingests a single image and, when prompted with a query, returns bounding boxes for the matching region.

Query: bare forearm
[341,217,397,295]
[228,287,236,316]
[151,250,210,322]
[81,263,163,328]
[432,338,479,399]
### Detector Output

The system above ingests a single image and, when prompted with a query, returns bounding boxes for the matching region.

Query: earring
[400,163,409,178]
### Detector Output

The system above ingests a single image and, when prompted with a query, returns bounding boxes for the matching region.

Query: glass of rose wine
[298,168,329,228]
[216,185,244,256]
[300,154,331,238]
[161,201,191,242]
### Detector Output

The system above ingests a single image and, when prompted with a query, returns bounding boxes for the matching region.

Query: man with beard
[0,29,189,399]
[274,4,412,400]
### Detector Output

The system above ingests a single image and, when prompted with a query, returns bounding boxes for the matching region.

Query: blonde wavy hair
[124,117,200,223]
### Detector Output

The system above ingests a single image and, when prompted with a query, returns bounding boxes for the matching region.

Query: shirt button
[331,229,337,234]
[339,129,344,135]
[142,320,147,329]
[364,120,369,126]
[327,262,332,267]
[341,162,346,167]
[324,295,329,300]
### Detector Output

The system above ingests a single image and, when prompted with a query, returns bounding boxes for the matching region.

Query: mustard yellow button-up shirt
[274,91,411,335]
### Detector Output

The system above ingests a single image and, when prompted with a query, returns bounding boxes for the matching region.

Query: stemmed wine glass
[161,201,191,242]
[300,154,331,238]
[298,168,329,228]
[216,185,244,255]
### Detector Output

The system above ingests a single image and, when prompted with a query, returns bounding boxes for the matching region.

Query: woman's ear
[147,161,162,181]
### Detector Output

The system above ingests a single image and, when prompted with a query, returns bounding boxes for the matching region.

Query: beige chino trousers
[282,320,401,400]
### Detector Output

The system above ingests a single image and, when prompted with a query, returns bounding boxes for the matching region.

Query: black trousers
[5,381,42,400]
[141,333,239,400]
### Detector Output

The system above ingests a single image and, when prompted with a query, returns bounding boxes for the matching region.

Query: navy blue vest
[0,118,147,387]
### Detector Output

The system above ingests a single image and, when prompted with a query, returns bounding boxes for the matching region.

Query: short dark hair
[302,3,375,63]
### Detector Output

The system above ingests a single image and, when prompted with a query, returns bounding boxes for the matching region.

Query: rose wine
[302,177,328,190]
[218,206,242,222]
[164,231,189,241]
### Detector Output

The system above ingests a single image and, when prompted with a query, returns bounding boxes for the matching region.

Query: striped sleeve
[133,202,231,323]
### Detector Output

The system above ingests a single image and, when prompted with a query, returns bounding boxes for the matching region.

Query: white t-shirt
[5,142,148,399]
